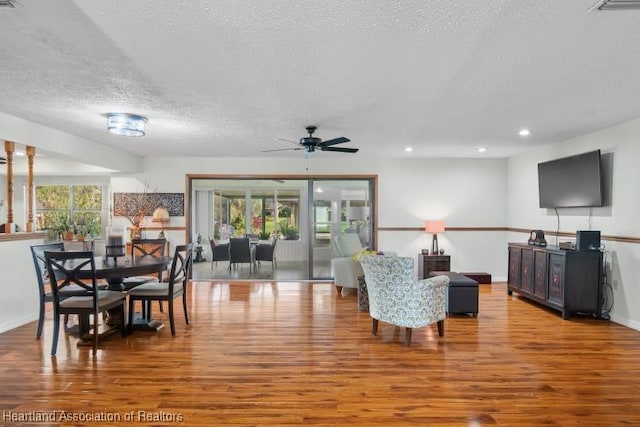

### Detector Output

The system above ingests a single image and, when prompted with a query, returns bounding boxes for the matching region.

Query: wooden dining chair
[44,250,126,356]
[30,242,66,340]
[30,243,109,340]
[127,243,193,336]
[123,238,168,291]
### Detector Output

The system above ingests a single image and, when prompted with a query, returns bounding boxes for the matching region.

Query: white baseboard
[0,314,37,335]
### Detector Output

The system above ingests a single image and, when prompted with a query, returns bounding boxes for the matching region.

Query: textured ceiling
[1,0,640,161]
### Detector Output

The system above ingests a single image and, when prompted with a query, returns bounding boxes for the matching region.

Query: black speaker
[576,230,601,251]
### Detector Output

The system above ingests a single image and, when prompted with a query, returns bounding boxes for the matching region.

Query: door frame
[185,174,379,279]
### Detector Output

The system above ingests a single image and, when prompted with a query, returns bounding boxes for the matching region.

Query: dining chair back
[123,238,168,290]
[130,238,167,257]
[255,236,278,270]
[127,243,193,336]
[44,250,126,356]
[209,238,230,269]
[229,237,252,273]
[30,242,65,339]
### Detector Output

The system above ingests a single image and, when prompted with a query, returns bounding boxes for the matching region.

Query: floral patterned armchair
[359,255,449,346]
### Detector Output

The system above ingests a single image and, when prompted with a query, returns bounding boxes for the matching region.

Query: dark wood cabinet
[507,243,602,320]
[418,254,450,279]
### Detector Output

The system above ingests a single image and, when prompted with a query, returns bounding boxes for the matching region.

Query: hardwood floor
[1,282,640,426]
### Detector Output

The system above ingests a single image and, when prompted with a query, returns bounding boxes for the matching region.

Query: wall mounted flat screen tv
[538,149,603,208]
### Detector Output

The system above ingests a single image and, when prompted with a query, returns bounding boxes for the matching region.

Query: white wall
[0,236,44,333]
[507,118,640,330]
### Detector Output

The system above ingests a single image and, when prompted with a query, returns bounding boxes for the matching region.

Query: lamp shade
[152,207,170,223]
[107,113,147,137]
[425,220,445,233]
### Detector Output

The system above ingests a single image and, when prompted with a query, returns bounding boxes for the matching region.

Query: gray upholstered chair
[331,233,396,294]
[330,233,365,293]
[359,256,449,346]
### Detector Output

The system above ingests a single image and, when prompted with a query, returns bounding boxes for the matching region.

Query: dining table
[58,254,172,343]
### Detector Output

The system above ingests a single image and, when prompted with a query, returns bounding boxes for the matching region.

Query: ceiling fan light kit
[263,125,359,155]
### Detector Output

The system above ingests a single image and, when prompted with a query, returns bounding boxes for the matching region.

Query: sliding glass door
[189,176,374,281]
[309,179,372,279]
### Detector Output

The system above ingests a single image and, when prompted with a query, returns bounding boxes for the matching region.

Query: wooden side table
[418,254,451,279]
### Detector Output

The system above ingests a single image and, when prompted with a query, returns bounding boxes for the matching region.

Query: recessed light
[405,147,413,152]
[477,147,487,153]
[519,129,531,137]
[15,150,25,157]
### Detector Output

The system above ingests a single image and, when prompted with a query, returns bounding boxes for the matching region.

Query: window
[210,186,300,240]
[36,185,103,238]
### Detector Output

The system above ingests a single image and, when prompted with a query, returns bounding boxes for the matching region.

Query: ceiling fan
[263,126,359,155]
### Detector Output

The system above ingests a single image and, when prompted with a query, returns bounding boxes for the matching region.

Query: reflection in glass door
[310,180,372,279]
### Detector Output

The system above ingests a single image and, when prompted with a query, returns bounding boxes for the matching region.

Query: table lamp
[152,207,170,238]
[425,220,445,255]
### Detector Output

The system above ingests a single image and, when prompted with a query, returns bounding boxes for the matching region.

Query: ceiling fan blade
[320,146,359,153]
[275,138,301,146]
[318,137,350,147]
[261,147,304,153]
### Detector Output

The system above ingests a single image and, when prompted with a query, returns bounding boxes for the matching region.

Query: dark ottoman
[429,271,479,316]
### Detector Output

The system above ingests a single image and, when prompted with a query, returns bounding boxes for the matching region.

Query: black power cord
[599,248,613,320]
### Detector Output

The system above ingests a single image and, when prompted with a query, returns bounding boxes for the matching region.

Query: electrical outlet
[612,279,619,289]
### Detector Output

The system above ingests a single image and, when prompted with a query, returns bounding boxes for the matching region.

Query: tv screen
[538,150,603,208]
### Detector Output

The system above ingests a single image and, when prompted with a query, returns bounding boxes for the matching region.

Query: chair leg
[437,319,445,337]
[404,328,412,346]
[36,299,45,340]
[371,318,378,336]
[335,285,343,294]
[92,313,98,357]
[51,314,60,356]
[159,301,164,313]
[183,293,189,325]
[128,298,135,335]
[120,305,127,338]
[168,299,176,336]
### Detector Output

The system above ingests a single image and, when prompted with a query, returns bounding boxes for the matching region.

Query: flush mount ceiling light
[107,113,148,137]
[519,129,531,137]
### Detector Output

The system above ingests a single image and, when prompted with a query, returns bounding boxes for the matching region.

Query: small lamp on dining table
[152,207,170,239]
[425,220,445,255]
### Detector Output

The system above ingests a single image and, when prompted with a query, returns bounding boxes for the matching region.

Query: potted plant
[258,230,271,241]
[48,213,71,241]
[62,223,75,241]
[279,222,299,240]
